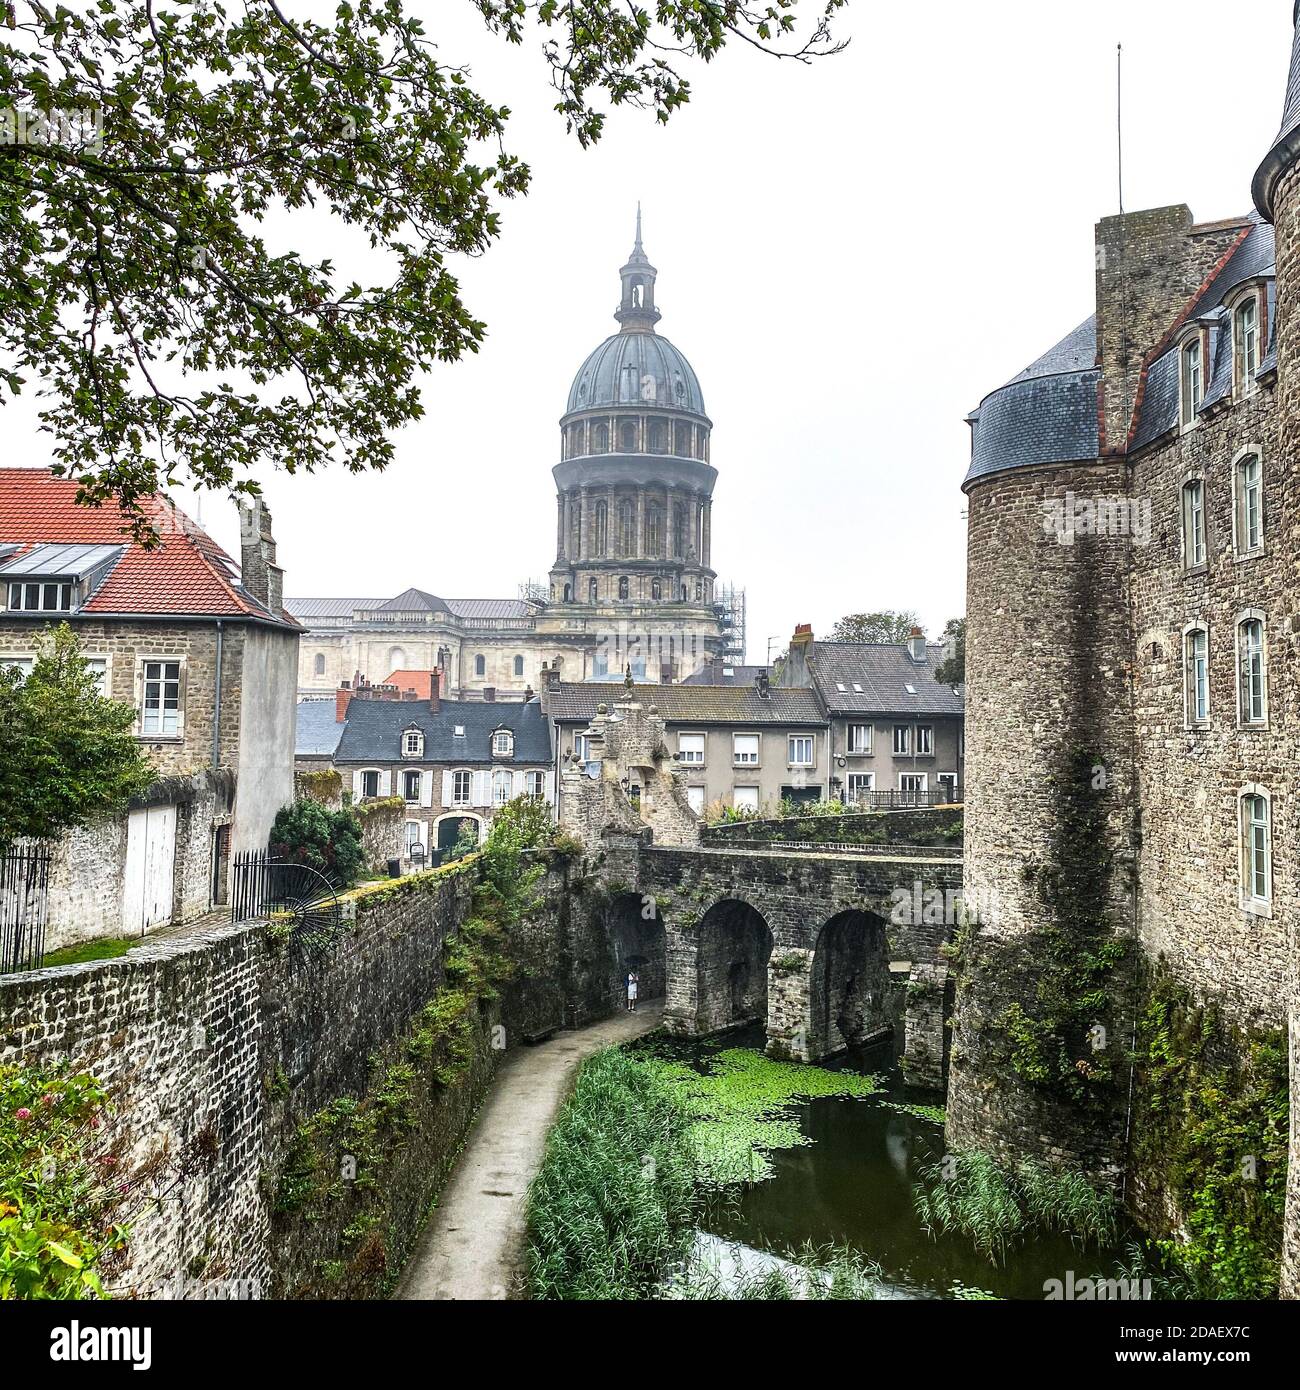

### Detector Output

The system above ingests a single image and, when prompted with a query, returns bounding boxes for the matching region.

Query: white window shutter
[353,769,363,800]
[421,772,433,808]
[379,770,391,797]
[441,770,453,806]
[512,769,525,797]
[472,770,490,805]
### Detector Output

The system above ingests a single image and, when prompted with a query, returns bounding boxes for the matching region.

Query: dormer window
[7,581,72,612]
[1180,335,1203,428]
[492,729,514,757]
[402,727,424,758]
[1233,293,1260,397]
[0,542,123,614]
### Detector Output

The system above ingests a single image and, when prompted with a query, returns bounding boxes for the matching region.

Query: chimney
[781,623,814,688]
[1094,205,1251,453]
[542,661,561,693]
[336,680,352,722]
[429,676,440,716]
[239,497,284,614]
[755,671,771,700]
[908,626,927,663]
[483,686,496,702]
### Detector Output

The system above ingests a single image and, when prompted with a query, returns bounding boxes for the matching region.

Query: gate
[230,850,341,955]
[0,845,52,974]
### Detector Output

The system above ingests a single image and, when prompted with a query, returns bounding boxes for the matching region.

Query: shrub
[270,798,365,886]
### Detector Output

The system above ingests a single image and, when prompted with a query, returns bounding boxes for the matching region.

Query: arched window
[695,582,704,601]
[674,421,691,457]
[648,418,667,453]
[618,576,629,600]
[592,420,610,453]
[389,647,406,670]
[589,577,598,603]
[1180,335,1203,427]
[672,503,686,558]
[1234,294,1260,395]
[1239,785,1272,912]
[645,506,662,557]
[563,583,572,602]
[681,584,688,601]
[651,579,662,600]
[314,653,326,677]
[1237,613,1267,727]
[513,655,524,678]
[1183,623,1210,727]
[474,654,486,677]
[619,418,638,452]
[618,499,634,556]
[1234,449,1264,556]
[1181,478,1206,569]
[594,500,608,555]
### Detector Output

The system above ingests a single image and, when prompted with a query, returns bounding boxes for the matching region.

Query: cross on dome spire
[616,204,660,332]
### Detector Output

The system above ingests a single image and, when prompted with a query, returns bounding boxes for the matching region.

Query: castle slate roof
[805,642,965,718]
[333,697,551,765]
[0,468,299,628]
[963,318,1100,490]
[295,699,346,757]
[1253,4,1300,219]
[548,682,825,726]
[680,663,770,687]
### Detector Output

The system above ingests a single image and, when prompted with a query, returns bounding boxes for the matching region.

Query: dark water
[656,1024,1132,1301]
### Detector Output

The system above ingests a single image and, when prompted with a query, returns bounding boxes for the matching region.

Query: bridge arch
[603,892,666,1011]
[807,908,893,1059]
[694,898,774,1034]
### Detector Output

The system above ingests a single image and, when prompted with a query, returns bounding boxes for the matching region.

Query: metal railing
[231,850,341,956]
[0,845,51,973]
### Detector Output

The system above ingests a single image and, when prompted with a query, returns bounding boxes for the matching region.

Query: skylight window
[453,725,466,737]
[905,683,918,695]
[836,682,847,692]
[852,683,863,692]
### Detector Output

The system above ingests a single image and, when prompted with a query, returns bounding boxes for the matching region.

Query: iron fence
[1,845,52,973]
[230,849,341,956]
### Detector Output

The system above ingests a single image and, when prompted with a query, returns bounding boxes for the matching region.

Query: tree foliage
[269,797,365,885]
[0,0,847,537]
[0,624,155,849]
[934,616,965,687]
[827,610,918,644]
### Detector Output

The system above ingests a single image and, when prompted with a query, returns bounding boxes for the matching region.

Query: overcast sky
[11,1,1297,660]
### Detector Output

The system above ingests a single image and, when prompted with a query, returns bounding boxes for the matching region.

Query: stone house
[774,624,964,803]
[0,470,300,949]
[541,668,828,819]
[300,680,553,864]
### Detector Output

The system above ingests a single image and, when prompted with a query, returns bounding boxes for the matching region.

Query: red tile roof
[0,469,299,626]
[380,669,443,699]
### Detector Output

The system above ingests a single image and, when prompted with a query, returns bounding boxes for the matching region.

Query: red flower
[14,1108,31,1121]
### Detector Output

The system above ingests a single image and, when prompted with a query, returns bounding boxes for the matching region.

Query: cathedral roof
[566,330,706,418]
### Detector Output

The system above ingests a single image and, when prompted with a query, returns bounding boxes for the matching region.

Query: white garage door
[123,804,178,933]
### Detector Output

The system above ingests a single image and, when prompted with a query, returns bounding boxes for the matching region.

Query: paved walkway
[397,1002,663,1301]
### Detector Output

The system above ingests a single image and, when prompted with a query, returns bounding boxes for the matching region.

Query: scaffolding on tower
[713,582,747,665]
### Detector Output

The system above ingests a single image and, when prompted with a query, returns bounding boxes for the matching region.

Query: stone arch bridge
[594,836,963,1088]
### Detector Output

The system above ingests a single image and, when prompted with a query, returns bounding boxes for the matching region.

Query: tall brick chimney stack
[782,624,814,688]
[429,676,440,716]
[239,497,284,614]
[336,680,352,722]
[907,626,927,663]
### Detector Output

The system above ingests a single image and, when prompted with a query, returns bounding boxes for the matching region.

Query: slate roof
[1130,219,1276,452]
[547,682,825,726]
[295,699,346,757]
[375,587,449,613]
[334,698,552,764]
[804,642,965,717]
[0,468,299,627]
[285,595,532,622]
[963,318,1100,490]
[566,331,707,418]
[1253,6,1300,218]
[680,663,770,687]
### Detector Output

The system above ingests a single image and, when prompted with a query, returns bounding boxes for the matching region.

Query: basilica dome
[566,331,706,417]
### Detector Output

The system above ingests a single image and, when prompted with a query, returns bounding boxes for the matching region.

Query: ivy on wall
[1129,963,1288,1299]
